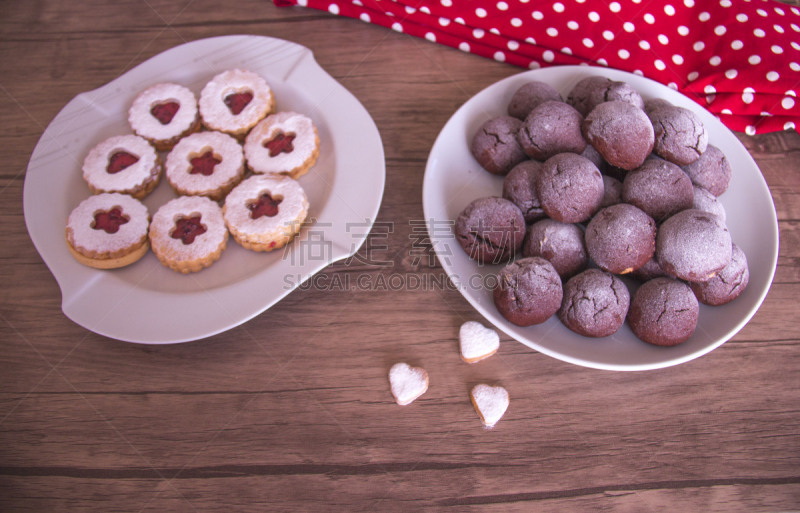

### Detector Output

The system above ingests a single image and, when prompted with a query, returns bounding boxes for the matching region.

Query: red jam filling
[150,101,180,125]
[170,215,206,245]
[263,132,295,157]
[247,193,282,219]
[224,92,253,115]
[107,151,139,174]
[92,207,129,234]
[189,151,221,176]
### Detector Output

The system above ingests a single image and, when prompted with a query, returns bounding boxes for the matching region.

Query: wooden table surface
[2,1,799,511]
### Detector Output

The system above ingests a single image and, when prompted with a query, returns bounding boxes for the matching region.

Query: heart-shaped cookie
[389,362,429,406]
[470,384,509,428]
[459,321,500,363]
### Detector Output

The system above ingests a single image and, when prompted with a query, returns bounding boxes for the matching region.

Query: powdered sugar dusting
[389,362,429,406]
[165,131,244,194]
[244,112,318,174]
[471,384,510,428]
[459,321,500,363]
[82,134,159,191]
[149,195,227,261]
[66,193,149,253]
[128,82,198,141]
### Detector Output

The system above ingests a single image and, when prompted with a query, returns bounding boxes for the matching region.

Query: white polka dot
[547,27,558,37]
[543,50,555,62]
[603,30,614,40]
[688,71,699,81]
[441,0,452,6]
[754,28,766,37]
[490,28,500,36]
[694,41,705,52]
[783,97,796,109]
[583,38,595,48]
[767,71,780,81]
[722,109,732,115]
[715,25,726,36]
[775,24,785,34]
[589,11,600,22]
[742,92,754,104]
[737,13,748,22]
[473,28,484,38]
[459,42,470,52]
[772,45,784,55]
[658,34,669,45]
[529,61,541,70]
[785,121,796,131]
[633,69,643,76]
[668,82,678,90]
[684,0,694,7]
[791,62,800,72]
[775,6,785,15]
[532,10,544,20]
[438,17,450,26]
[610,2,621,13]
[709,56,721,66]
[497,1,509,11]
[553,2,565,12]
[351,0,362,5]
[508,40,520,51]
[705,84,716,94]
[673,54,684,65]
[455,17,465,24]
[624,22,635,32]
[568,20,580,30]
[793,42,800,51]
[725,69,738,79]
[597,58,609,66]
[328,3,340,14]
[749,55,762,65]
[494,51,506,62]
[792,23,800,33]
[678,26,690,36]
[476,8,487,17]
[420,5,430,13]
[405,6,416,14]
[757,9,768,17]
[391,22,403,32]
[786,90,797,97]
[525,36,537,45]
[511,17,523,27]
[359,12,370,22]
[655,59,666,70]
[425,32,436,42]
[619,49,631,59]
[720,0,732,6]
[644,13,655,24]
[640,40,651,50]
[665,4,676,15]
[561,47,573,56]
[699,12,710,22]
[746,126,756,136]
[731,40,743,50]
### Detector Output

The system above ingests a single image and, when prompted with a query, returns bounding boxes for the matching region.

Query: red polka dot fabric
[275,0,800,135]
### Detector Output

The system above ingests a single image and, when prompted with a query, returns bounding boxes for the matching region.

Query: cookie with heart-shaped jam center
[470,384,510,428]
[459,321,500,363]
[82,134,162,200]
[128,82,199,151]
[199,69,274,137]
[389,363,429,406]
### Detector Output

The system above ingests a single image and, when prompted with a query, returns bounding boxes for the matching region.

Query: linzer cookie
[243,111,320,179]
[199,69,275,138]
[65,193,150,269]
[82,134,162,199]
[128,82,200,151]
[148,195,229,273]
[222,174,309,252]
[165,131,245,201]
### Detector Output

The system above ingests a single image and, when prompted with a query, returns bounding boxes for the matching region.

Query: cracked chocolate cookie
[622,157,694,222]
[536,152,604,223]
[682,144,732,197]
[493,256,563,326]
[470,115,528,175]
[690,243,749,306]
[629,277,699,346]
[582,100,654,171]
[657,209,732,283]
[455,196,526,264]
[507,80,563,120]
[502,160,546,223]
[522,218,588,279]
[585,203,657,275]
[692,185,727,222]
[517,100,586,161]
[567,76,645,116]
[558,269,631,338]
[648,104,708,166]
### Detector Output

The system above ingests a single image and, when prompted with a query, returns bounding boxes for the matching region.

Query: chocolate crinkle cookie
[493,257,563,326]
[522,218,588,279]
[455,197,526,265]
[507,80,563,120]
[629,256,670,282]
[690,243,749,306]
[558,269,631,338]
[656,209,732,283]
[567,76,645,116]
[470,115,528,175]
[649,104,708,166]
[600,175,623,208]
[682,144,732,197]
[692,185,727,222]
[517,100,586,161]
[502,160,546,223]
[629,277,699,346]
[536,152,604,223]
[622,157,694,222]
[582,100,654,171]
[585,203,656,275]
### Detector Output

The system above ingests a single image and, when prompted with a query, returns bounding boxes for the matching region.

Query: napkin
[275,0,800,135]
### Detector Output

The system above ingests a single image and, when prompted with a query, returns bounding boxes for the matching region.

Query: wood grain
[2,1,799,511]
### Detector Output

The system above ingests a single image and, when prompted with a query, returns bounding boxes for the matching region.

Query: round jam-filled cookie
[649,104,708,166]
[65,193,150,269]
[165,131,245,201]
[517,100,586,161]
[692,185,727,222]
[149,195,229,273]
[507,80,563,120]
[223,174,309,252]
[502,160,546,223]
[470,116,528,175]
[522,219,588,279]
[455,197,526,264]
[199,69,274,138]
[622,157,694,222]
[690,243,749,306]
[585,203,656,275]
[582,100,654,171]
[558,269,630,337]
[82,134,162,200]
[657,209,732,283]
[128,82,200,151]
[244,111,320,179]
[567,76,644,116]
[536,152,604,223]
[629,277,699,346]
[493,257,563,326]
[682,144,732,197]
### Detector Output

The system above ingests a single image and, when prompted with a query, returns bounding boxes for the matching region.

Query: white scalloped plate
[423,66,778,371]
[24,35,385,343]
